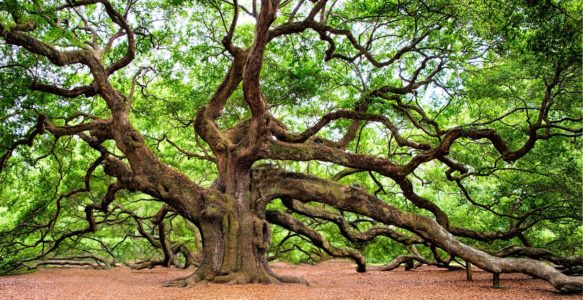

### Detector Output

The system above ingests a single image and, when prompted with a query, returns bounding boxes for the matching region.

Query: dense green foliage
[0,0,580,273]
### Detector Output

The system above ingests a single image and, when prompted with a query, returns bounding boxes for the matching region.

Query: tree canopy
[0,0,581,293]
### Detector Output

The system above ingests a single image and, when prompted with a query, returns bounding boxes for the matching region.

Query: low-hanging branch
[0,0,580,294]
[280,198,424,245]
[255,168,583,292]
[266,210,366,272]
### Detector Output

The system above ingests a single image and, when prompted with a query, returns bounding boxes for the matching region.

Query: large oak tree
[0,0,581,293]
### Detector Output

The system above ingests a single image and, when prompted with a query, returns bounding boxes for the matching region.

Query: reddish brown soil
[0,261,579,299]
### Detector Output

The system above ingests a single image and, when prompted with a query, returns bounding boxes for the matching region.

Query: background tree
[0,0,581,293]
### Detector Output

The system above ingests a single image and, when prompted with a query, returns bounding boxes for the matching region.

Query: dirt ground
[0,261,580,300]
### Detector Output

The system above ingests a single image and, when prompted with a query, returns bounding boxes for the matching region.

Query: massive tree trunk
[163,0,298,286]
[192,208,276,284]
[166,159,304,286]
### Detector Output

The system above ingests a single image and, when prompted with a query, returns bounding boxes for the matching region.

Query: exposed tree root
[164,268,309,287]
[164,272,206,287]
[272,274,310,286]
[214,272,279,284]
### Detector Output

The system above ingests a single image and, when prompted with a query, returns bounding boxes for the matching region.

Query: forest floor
[0,260,580,299]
